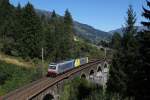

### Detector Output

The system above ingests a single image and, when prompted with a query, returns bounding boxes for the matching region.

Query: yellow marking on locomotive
[86,57,88,63]
[74,59,80,67]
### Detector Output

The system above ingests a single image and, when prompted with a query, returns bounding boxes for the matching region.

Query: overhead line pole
[42,48,44,76]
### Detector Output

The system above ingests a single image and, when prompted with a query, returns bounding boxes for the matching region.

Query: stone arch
[103,61,109,68]
[89,70,94,79]
[97,64,102,72]
[80,73,86,79]
[89,70,94,75]
[103,61,109,73]
[104,63,107,68]
[96,64,103,79]
[43,93,54,100]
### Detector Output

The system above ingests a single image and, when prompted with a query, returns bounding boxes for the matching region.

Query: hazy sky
[10,0,146,31]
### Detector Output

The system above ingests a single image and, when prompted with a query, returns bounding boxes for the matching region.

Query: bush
[60,77,103,100]
[0,61,43,96]
[60,77,132,100]
[72,41,105,59]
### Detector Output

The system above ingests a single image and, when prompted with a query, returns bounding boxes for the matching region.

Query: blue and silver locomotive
[47,57,88,77]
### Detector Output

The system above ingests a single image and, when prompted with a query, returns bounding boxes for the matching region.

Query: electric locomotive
[47,57,88,77]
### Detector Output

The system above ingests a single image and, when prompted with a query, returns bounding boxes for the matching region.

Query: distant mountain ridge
[73,22,111,42]
[36,9,111,42]
[109,26,147,36]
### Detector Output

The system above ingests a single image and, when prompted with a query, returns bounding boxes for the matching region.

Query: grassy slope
[0,53,45,96]
[0,61,40,96]
[0,52,34,68]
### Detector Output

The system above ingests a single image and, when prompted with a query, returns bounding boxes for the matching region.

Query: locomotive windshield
[49,65,56,70]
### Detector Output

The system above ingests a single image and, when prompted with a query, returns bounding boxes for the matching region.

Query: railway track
[2,59,104,100]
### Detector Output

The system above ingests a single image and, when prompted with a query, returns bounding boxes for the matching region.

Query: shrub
[0,61,43,96]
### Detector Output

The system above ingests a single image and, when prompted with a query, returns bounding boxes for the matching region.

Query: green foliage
[132,0,150,99]
[111,32,122,49]
[60,78,132,100]
[60,78,103,100]
[17,2,42,58]
[72,40,105,59]
[0,1,43,58]
[0,0,16,55]
[97,40,110,48]
[0,0,105,62]
[62,9,74,59]
[45,10,63,61]
[43,9,75,61]
[107,5,138,99]
[0,61,42,96]
[107,3,150,99]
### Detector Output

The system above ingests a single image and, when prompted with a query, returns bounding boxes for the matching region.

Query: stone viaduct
[3,59,110,100]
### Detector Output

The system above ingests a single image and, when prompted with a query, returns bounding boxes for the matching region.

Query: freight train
[47,57,88,77]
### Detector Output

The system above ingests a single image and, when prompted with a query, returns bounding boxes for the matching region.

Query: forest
[0,0,104,62]
[0,0,105,96]
[107,1,150,99]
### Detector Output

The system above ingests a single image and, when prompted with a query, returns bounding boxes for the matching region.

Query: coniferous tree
[107,32,125,95]
[51,10,63,61]
[106,31,127,99]
[121,5,138,98]
[111,32,122,49]
[0,0,16,54]
[62,9,74,59]
[107,5,138,98]
[135,0,150,99]
[45,10,59,61]
[11,3,23,56]
[55,17,65,61]
[18,2,42,58]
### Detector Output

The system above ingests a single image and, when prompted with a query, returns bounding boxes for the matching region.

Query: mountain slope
[73,22,111,42]
[36,9,111,42]
[109,26,147,36]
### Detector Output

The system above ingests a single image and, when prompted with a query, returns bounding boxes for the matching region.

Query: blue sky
[10,0,145,31]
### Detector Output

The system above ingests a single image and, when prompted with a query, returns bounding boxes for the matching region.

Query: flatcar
[47,57,88,77]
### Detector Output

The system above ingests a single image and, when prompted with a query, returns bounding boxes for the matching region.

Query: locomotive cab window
[49,65,56,70]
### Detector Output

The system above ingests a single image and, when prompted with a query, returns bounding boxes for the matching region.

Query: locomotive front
[47,64,58,77]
